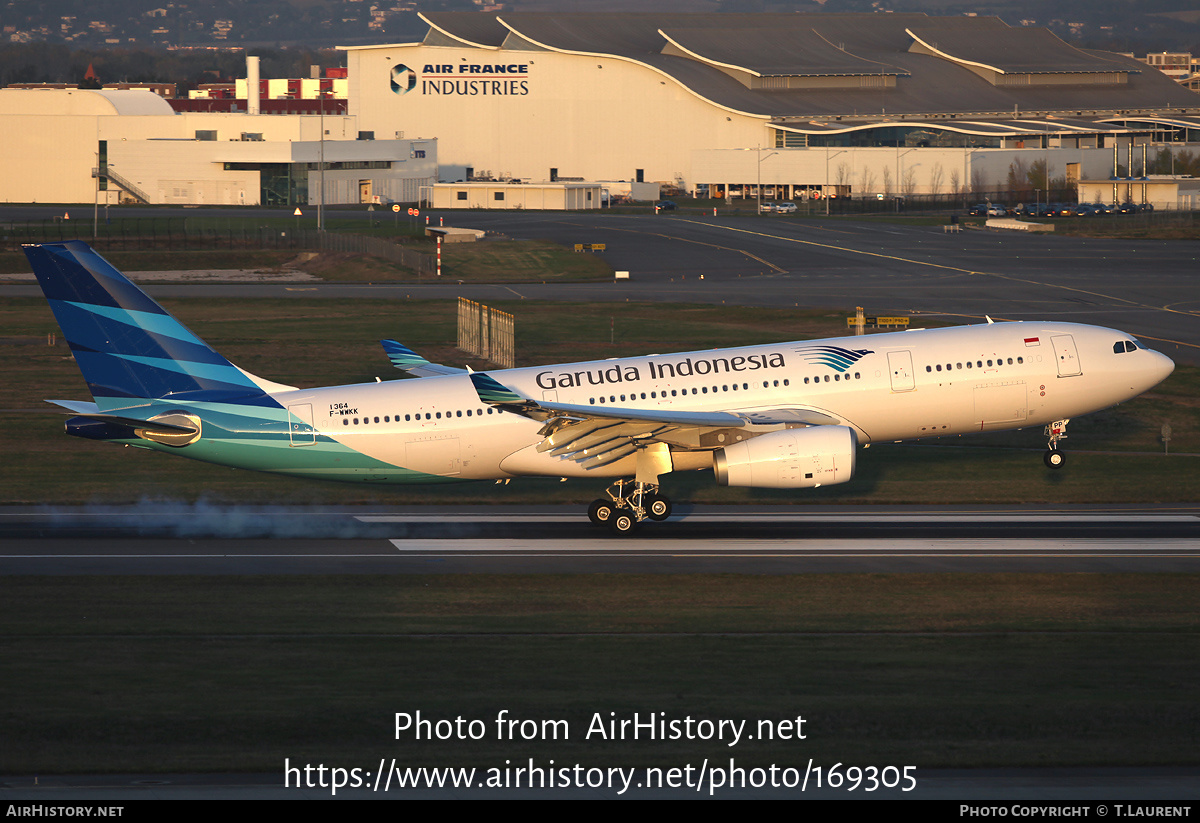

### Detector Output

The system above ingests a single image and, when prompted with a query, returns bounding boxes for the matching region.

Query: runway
[4,506,1199,573]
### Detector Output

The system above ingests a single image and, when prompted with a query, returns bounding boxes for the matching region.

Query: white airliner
[27,241,1174,534]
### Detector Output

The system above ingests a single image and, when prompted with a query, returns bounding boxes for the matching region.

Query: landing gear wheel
[646,494,672,522]
[588,499,615,526]
[1044,449,1065,469]
[609,508,637,536]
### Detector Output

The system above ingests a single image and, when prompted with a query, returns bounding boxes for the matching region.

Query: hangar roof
[0,88,176,117]
[660,27,903,78]
[409,12,1200,121]
[905,23,1120,75]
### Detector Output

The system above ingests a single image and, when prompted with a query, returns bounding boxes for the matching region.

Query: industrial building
[345,12,1200,202]
[0,86,435,207]
[7,12,1200,208]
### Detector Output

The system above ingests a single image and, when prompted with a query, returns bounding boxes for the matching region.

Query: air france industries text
[422,80,528,96]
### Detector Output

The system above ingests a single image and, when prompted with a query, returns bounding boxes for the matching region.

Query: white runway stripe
[387,538,1200,556]
[359,514,1200,524]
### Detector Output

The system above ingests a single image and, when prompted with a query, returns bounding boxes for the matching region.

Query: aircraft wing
[468,371,845,469]
[381,340,467,377]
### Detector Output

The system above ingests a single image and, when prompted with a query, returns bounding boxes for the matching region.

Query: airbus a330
[26,241,1174,534]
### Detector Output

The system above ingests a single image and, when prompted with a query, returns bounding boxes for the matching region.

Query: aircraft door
[1051,334,1082,377]
[887,350,915,392]
[288,404,316,446]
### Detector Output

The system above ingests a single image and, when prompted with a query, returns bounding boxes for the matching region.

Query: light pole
[756,146,777,214]
[896,148,916,212]
[825,149,846,215]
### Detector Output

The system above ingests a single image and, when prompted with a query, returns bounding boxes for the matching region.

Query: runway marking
[383,538,1200,558]
[674,217,1200,324]
[358,514,1199,524]
[557,219,787,273]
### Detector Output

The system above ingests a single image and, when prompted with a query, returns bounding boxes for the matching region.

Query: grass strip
[2,574,1197,772]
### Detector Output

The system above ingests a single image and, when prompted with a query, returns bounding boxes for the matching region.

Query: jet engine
[713,425,857,489]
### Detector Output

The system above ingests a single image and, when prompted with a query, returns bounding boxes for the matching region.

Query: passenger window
[783,379,790,386]
[1017,357,1023,364]
[926,366,932,372]
[936,364,942,372]
[824,375,830,382]
[343,419,349,426]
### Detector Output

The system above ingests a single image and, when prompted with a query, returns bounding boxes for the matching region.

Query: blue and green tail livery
[24,241,272,409]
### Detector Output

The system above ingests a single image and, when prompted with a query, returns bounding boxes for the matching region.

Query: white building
[344,12,1200,198]
[0,88,435,206]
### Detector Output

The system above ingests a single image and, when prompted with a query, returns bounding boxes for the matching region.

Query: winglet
[381,339,431,370]
[469,371,528,405]
[381,339,466,377]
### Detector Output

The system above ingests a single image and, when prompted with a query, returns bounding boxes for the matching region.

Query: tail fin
[24,241,291,409]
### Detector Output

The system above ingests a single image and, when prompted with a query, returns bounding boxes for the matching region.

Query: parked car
[987,204,1008,217]
[775,202,798,213]
[655,200,677,211]
[759,202,778,213]
[969,203,989,216]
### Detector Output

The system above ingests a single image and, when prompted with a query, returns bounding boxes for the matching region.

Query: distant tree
[881,165,893,197]
[929,162,944,197]
[858,167,876,197]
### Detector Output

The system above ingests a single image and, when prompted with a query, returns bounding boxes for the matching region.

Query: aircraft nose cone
[1153,351,1176,385]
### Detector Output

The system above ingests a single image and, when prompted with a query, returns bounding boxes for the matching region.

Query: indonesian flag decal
[1024,337,1040,346]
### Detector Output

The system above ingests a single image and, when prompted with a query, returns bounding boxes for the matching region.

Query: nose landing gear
[1043,419,1069,469]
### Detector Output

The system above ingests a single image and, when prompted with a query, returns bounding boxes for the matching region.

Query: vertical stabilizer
[24,241,285,409]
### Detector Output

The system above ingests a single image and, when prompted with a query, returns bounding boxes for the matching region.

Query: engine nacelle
[713,426,857,489]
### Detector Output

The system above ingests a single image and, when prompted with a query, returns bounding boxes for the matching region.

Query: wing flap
[469,370,849,469]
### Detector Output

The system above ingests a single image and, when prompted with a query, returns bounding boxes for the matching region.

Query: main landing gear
[587,478,672,535]
[1043,418,1069,469]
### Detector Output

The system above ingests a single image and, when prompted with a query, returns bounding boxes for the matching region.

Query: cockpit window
[1114,340,1139,354]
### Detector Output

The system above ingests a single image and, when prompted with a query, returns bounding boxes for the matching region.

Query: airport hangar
[0,88,436,207]
[346,12,1200,206]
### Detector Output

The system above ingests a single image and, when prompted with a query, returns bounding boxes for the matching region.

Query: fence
[820,187,1081,215]
[457,297,515,369]
[0,217,436,276]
